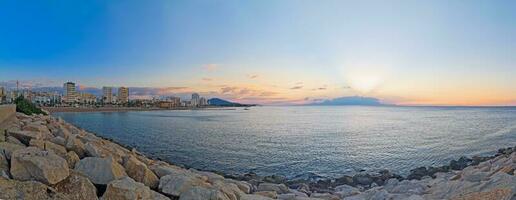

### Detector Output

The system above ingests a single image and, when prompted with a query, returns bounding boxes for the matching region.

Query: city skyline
[1,1,516,106]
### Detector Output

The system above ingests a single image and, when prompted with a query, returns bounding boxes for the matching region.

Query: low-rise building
[79,92,97,105]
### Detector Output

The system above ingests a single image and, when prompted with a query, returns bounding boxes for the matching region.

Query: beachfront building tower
[102,87,113,104]
[191,93,200,107]
[63,82,78,104]
[118,87,129,104]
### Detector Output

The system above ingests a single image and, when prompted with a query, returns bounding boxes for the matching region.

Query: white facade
[191,93,200,107]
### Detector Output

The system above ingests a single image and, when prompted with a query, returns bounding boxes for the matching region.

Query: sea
[54,106,516,179]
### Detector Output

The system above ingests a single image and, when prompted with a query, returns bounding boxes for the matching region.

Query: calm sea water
[54,106,516,178]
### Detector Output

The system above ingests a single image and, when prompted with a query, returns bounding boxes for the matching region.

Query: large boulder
[158,172,210,197]
[150,163,188,178]
[352,173,374,186]
[0,141,25,159]
[179,186,231,200]
[29,139,68,158]
[65,135,86,158]
[50,136,66,146]
[334,184,361,198]
[74,157,127,185]
[124,155,159,189]
[54,171,98,200]
[6,135,24,146]
[10,147,70,184]
[7,130,44,145]
[84,140,128,163]
[240,194,274,200]
[0,177,69,200]
[0,150,9,178]
[101,176,153,200]
[65,151,80,169]
[256,183,290,194]
[22,123,51,135]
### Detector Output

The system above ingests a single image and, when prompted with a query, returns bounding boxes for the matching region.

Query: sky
[1,0,515,105]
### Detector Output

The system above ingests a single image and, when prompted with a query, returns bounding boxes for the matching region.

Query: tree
[14,95,46,115]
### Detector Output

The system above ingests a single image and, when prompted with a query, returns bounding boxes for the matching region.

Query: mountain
[208,98,254,107]
[309,96,383,106]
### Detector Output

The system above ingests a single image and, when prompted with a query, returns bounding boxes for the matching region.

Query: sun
[348,75,381,93]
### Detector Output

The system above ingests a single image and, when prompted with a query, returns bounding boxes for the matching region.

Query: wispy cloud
[290,86,303,90]
[202,77,213,81]
[202,64,219,72]
[247,74,259,79]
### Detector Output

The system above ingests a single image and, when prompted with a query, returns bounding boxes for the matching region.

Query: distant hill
[208,98,255,107]
[308,96,384,106]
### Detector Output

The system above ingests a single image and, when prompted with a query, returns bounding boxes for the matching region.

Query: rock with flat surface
[257,183,290,194]
[74,157,127,185]
[10,147,70,184]
[54,171,98,200]
[0,177,69,200]
[65,151,80,169]
[65,135,86,158]
[124,155,159,189]
[158,172,210,197]
[50,136,66,146]
[0,151,9,178]
[7,130,44,145]
[102,176,153,200]
[334,184,361,198]
[179,186,231,200]
[240,194,274,200]
[6,135,24,146]
[0,141,25,159]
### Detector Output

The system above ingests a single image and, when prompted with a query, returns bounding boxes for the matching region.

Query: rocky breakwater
[0,111,515,200]
[0,112,269,200]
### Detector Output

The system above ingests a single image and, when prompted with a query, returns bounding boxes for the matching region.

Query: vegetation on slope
[14,96,46,115]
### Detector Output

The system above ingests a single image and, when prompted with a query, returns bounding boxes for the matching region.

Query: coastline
[0,112,514,199]
[43,106,240,113]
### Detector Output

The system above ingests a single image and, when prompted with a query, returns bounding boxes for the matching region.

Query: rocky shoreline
[0,112,514,200]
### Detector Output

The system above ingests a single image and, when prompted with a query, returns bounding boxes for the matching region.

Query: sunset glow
[1,1,515,106]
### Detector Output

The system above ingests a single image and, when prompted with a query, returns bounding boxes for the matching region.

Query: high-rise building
[118,87,129,104]
[191,93,200,107]
[63,82,78,104]
[0,87,4,103]
[199,97,207,106]
[102,87,113,104]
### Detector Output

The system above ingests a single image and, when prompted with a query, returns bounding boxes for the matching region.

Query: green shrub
[14,96,46,115]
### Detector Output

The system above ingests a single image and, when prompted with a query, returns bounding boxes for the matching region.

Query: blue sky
[1,1,515,105]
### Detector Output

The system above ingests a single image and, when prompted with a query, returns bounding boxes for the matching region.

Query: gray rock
[74,157,127,185]
[7,130,44,145]
[10,147,70,184]
[101,176,153,200]
[0,141,25,159]
[335,184,361,198]
[179,186,230,200]
[50,136,66,146]
[158,172,210,197]
[257,183,290,194]
[0,150,9,178]
[54,170,98,200]
[353,174,373,186]
[124,155,159,189]
[0,177,70,200]
[65,135,86,158]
